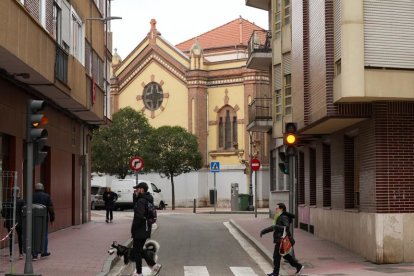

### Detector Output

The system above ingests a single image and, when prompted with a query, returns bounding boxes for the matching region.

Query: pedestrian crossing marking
[210,161,220,172]
[230,267,258,275]
[183,266,259,276]
[184,266,209,276]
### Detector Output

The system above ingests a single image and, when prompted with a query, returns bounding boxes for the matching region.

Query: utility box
[231,183,239,211]
[22,204,47,254]
[238,194,250,211]
[209,189,217,205]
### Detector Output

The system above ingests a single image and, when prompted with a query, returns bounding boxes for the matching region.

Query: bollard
[193,199,196,213]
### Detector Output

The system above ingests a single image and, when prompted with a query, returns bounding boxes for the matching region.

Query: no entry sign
[251,158,261,171]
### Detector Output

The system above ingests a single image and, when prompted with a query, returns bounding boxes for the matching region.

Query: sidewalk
[230,215,414,276]
[1,211,133,276]
[2,208,414,276]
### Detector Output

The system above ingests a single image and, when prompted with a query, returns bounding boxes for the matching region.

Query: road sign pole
[214,172,216,212]
[254,170,257,218]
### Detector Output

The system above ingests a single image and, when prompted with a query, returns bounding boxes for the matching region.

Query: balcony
[245,0,270,11]
[246,30,272,71]
[247,98,272,132]
[0,0,105,125]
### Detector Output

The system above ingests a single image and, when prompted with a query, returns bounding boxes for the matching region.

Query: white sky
[110,0,269,58]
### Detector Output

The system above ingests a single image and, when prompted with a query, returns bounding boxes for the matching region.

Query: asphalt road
[118,212,269,275]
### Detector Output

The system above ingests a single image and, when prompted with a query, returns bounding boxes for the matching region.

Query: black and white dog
[109,240,160,265]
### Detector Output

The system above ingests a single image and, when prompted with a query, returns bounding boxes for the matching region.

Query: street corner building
[246,0,414,265]
[110,18,271,208]
[0,0,113,230]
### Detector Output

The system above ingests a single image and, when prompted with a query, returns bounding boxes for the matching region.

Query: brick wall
[25,0,40,21]
[315,142,324,207]
[374,102,414,213]
[358,119,376,212]
[308,0,327,123]
[330,133,345,209]
[291,0,306,127]
[322,143,331,207]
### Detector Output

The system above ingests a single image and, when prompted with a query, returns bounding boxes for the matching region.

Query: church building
[110,18,270,208]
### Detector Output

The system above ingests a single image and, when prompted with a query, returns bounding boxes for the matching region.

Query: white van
[111,179,165,210]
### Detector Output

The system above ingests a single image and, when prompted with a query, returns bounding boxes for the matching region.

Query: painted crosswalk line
[230,266,258,275]
[184,266,209,276]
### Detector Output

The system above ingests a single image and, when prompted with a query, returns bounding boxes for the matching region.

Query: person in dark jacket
[260,203,304,276]
[33,182,55,260]
[1,186,25,260]
[131,182,161,276]
[103,187,118,223]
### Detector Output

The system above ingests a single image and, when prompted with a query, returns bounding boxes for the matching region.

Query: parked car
[91,185,105,210]
[111,179,166,210]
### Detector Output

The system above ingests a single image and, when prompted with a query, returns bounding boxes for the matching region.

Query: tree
[91,107,153,179]
[146,126,203,210]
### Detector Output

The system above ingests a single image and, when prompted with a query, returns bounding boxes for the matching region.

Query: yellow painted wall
[117,61,188,129]
[116,40,150,75]
[208,84,245,165]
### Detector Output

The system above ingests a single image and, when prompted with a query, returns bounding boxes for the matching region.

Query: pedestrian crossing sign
[210,161,220,172]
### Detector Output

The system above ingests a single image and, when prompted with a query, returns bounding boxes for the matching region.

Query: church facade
[110,18,270,207]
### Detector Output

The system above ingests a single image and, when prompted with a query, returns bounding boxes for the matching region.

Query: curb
[229,219,273,265]
[229,219,291,275]
[199,211,270,215]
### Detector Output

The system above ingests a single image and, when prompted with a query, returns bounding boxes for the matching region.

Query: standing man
[33,182,55,261]
[260,203,304,276]
[103,187,118,223]
[1,186,25,261]
[131,182,161,276]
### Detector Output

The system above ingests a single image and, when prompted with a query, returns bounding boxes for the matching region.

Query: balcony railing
[247,97,272,132]
[55,44,68,84]
[246,30,272,71]
[248,30,272,56]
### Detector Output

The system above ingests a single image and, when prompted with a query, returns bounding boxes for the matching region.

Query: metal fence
[0,170,18,273]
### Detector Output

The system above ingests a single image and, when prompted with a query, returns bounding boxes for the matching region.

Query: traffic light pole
[24,104,34,274]
[288,153,296,258]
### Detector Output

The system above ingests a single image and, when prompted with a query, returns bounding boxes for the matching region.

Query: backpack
[146,200,157,224]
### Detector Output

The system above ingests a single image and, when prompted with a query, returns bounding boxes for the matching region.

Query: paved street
[1,208,414,276]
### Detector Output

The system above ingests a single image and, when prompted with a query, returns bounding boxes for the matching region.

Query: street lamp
[86,16,122,22]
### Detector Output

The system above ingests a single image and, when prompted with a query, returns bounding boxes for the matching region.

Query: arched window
[217,106,237,150]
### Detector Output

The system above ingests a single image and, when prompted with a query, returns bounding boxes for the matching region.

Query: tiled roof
[176,17,265,52]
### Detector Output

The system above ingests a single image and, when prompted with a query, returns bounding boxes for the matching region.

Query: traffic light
[278,150,289,174]
[28,100,48,165]
[283,122,298,156]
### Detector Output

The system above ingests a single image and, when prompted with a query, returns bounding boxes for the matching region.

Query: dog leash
[0,222,18,242]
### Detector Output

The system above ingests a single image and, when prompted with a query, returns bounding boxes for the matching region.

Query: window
[284,0,291,25]
[275,89,282,121]
[85,41,92,76]
[71,9,84,64]
[274,0,281,39]
[52,1,62,44]
[217,106,238,150]
[335,59,342,76]
[284,74,292,115]
[143,82,164,111]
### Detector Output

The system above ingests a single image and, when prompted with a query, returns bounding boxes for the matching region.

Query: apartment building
[246,0,414,264]
[0,0,113,229]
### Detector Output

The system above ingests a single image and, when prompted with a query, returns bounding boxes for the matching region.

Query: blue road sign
[210,161,220,172]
